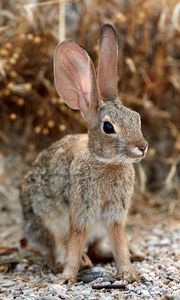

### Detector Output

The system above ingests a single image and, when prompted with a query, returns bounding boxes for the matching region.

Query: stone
[141,289,150,297]
[48,284,66,295]
[77,267,112,283]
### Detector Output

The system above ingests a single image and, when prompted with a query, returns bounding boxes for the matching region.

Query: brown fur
[20,24,148,282]
[62,222,88,282]
[109,223,131,273]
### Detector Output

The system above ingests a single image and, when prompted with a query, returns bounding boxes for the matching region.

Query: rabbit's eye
[103,121,115,134]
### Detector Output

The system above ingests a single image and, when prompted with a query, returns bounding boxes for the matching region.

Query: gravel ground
[0,153,179,300]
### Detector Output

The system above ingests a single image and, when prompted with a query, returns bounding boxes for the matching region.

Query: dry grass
[0,0,179,207]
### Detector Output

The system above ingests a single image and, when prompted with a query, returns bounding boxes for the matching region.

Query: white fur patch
[131,147,143,156]
[144,146,148,155]
[95,154,123,164]
[95,154,138,164]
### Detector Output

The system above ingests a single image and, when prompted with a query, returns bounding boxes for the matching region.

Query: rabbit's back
[21,134,88,215]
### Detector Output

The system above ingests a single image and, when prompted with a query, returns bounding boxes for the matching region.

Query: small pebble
[141,289,150,297]
[2,280,16,287]
[41,296,60,300]
[113,280,124,285]
[48,284,66,295]
[166,266,176,274]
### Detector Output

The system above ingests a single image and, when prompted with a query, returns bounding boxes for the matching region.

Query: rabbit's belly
[88,220,106,243]
[87,186,131,225]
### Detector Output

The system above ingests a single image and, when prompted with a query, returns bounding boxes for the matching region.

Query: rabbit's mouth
[121,146,148,163]
[128,146,148,159]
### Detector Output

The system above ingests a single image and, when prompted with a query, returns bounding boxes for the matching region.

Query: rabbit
[20,24,148,284]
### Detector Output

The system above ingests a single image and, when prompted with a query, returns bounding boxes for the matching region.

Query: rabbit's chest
[70,158,135,226]
[91,168,133,216]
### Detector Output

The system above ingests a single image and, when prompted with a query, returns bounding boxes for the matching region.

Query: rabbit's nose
[138,144,148,155]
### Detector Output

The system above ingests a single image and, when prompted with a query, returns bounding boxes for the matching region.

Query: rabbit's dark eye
[103,121,115,134]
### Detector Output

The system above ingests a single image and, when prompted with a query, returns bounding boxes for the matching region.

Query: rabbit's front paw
[59,272,77,285]
[47,261,63,274]
[114,269,140,283]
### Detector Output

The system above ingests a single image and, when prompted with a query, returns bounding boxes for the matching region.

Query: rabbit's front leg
[60,221,88,284]
[109,222,139,283]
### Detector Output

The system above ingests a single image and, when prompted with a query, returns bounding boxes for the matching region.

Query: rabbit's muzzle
[129,140,148,160]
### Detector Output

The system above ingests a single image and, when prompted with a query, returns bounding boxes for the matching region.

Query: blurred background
[0,0,179,220]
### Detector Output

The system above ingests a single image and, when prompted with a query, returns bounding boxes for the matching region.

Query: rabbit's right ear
[54,41,100,123]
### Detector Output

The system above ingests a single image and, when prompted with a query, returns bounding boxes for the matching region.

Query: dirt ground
[0,151,179,300]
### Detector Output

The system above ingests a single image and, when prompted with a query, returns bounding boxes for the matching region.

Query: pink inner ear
[80,77,90,108]
[54,41,99,117]
[63,51,91,109]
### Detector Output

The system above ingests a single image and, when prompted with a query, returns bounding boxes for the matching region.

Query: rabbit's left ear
[98,24,118,101]
[54,41,100,123]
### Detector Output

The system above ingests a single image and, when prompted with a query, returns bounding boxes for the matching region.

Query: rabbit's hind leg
[39,210,69,273]
[80,252,93,270]
[21,205,57,268]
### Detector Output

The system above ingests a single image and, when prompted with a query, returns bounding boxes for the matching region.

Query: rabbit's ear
[98,24,118,101]
[54,41,100,122]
